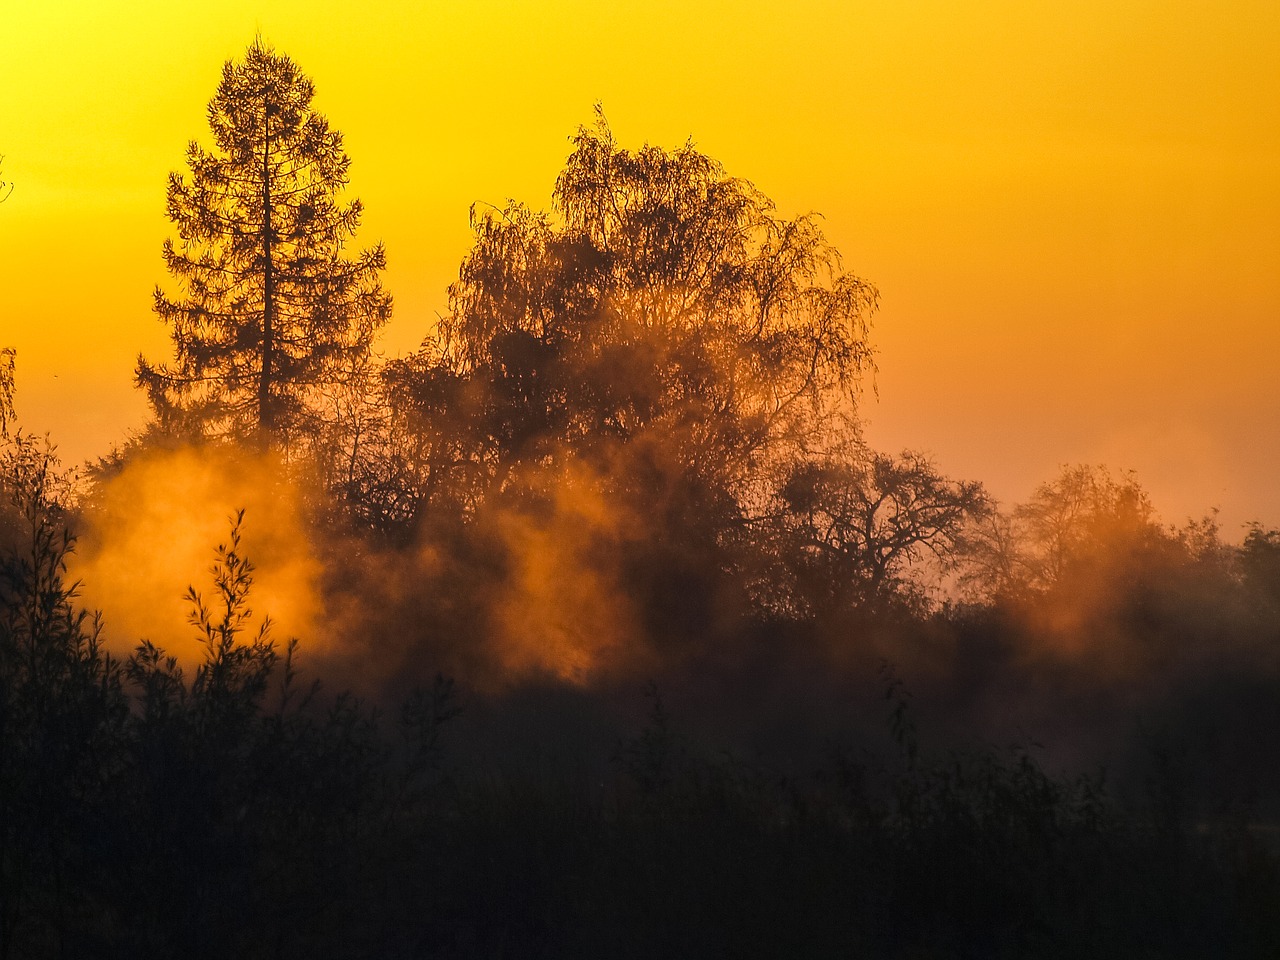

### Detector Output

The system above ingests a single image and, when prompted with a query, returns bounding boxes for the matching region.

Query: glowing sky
[2,1,1277,532]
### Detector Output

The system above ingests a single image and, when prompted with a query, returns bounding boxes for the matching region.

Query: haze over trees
[1,38,1278,959]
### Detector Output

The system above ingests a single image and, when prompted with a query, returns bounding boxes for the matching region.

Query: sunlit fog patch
[484,460,644,686]
[71,445,323,665]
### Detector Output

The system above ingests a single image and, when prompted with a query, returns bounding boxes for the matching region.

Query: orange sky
[2,1,1278,534]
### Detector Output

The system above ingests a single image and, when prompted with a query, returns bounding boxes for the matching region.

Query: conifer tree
[137,38,391,454]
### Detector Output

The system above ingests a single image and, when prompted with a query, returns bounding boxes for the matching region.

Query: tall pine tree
[138,38,391,454]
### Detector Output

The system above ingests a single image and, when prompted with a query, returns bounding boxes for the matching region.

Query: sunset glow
[2,1,1278,531]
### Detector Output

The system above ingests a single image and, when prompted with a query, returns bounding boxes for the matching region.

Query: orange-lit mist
[70,447,323,666]
[486,462,644,685]
[65,444,646,686]
[315,459,654,692]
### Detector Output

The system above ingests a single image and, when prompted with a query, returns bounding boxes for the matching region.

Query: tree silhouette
[772,424,990,613]
[0,349,14,438]
[957,464,1195,622]
[137,38,391,455]
[1241,524,1280,609]
[366,111,884,647]
[1018,466,1156,584]
[382,109,878,532]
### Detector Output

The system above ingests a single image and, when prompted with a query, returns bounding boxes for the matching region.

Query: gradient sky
[2,1,1277,534]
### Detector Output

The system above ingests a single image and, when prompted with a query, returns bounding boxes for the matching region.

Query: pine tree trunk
[259,104,276,450]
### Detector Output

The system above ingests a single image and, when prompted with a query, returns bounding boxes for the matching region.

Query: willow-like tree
[137,39,391,454]
[381,110,878,528]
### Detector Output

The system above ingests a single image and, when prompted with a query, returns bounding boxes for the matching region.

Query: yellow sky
[2,0,1278,532]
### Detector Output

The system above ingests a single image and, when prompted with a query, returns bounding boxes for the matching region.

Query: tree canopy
[381,111,878,534]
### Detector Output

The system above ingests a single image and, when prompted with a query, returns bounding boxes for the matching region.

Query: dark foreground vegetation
[4,39,1280,959]
[2,433,1279,959]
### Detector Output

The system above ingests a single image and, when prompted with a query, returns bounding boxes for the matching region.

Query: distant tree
[137,38,391,455]
[962,465,1167,601]
[772,427,990,612]
[1015,465,1158,588]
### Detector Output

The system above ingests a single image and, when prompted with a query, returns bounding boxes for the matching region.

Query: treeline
[2,38,1280,957]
